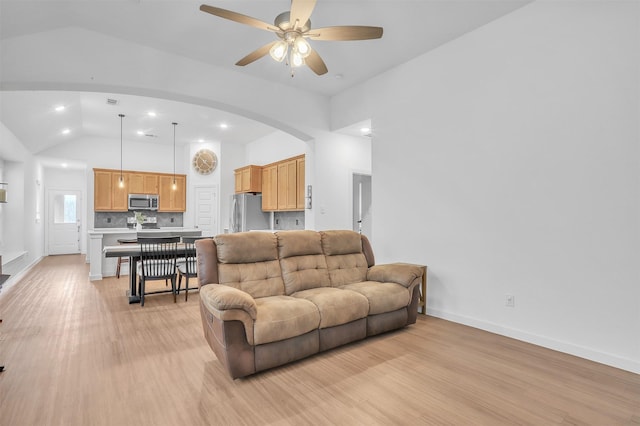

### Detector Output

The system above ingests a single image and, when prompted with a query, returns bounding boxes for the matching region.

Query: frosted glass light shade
[269,41,288,62]
[293,36,311,58]
[291,50,304,68]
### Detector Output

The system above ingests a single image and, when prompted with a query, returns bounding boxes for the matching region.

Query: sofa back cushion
[276,231,330,295]
[214,232,285,298]
[321,230,368,286]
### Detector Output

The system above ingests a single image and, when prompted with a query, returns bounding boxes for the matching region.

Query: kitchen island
[87,228,205,281]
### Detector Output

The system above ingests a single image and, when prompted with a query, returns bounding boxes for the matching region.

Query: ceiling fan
[200,0,383,76]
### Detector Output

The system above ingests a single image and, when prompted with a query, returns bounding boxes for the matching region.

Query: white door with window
[48,190,81,255]
[194,185,218,236]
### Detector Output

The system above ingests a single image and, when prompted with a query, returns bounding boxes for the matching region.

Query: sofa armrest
[367,263,424,288]
[199,284,258,319]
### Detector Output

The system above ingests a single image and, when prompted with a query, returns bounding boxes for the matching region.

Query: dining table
[103,242,195,304]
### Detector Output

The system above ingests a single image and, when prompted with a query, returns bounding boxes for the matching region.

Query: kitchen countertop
[88,227,201,235]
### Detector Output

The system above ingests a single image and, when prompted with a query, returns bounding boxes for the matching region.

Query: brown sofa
[195,230,424,379]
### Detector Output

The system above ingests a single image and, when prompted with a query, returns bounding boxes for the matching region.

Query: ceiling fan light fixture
[199,2,382,77]
[293,36,311,58]
[290,50,305,68]
[269,40,288,62]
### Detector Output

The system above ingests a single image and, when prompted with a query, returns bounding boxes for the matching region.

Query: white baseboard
[427,308,640,374]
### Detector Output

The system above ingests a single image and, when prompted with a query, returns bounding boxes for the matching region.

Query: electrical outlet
[505,294,515,307]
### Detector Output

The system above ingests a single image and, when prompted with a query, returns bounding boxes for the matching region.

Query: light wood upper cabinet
[296,157,305,210]
[128,173,158,194]
[111,173,128,211]
[94,170,113,211]
[158,175,186,212]
[234,165,262,193]
[261,154,305,212]
[262,165,278,211]
[94,169,128,212]
[94,168,185,212]
[277,159,298,210]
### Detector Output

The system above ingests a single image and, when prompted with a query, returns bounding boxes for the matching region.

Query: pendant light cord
[172,122,178,187]
[119,114,125,183]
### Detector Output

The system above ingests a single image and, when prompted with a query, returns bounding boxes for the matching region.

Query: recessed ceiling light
[61,163,68,168]
[220,123,228,129]
[136,130,144,135]
[147,111,157,117]
[55,105,65,112]
[198,139,205,143]
[62,128,71,135]
[360,127,371,133]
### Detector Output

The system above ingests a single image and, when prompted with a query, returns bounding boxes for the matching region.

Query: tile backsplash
[274,211,305,230]
[94,212,183,228]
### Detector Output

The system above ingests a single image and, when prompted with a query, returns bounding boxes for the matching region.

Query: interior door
[194,186,218,236]
[48,189,81,255]
[352,173,372,238]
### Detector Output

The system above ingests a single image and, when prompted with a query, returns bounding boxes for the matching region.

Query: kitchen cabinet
[261,164,278,211]
[94,170,113,211]
[296,157,305,210]
[277,159,298,210]
[94,169,128,211]
[158,175,186,212]
[94,168,186,212]
[128,173,158,194]
[260,154,305,212]
[111,173,128,211]
[234,165,262,193]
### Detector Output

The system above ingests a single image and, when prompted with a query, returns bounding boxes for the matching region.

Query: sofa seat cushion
[254,296,320,345]
[292,287,369,329]
[339,281,410,315]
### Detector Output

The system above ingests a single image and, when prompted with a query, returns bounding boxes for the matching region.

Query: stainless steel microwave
[128,194,159,211]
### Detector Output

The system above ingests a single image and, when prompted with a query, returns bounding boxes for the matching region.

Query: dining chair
[115,238,137,279]
[176,236,207,301]
[137,236,180,307]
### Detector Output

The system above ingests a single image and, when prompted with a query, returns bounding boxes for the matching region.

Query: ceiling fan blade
[289,0,317,30]
[235,41,278,66]
[200,4,279,32]
[305,49,328,75]
[308,26,383,41]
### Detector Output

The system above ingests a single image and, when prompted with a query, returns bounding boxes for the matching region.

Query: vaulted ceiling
[0,0,532,158]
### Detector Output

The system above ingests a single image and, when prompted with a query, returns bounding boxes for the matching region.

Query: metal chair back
[181,236,208,277]
[138,236,180,280]
[176,236,209,301]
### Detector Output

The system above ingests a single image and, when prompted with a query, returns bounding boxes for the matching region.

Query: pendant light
[172,122,178,190]
[118,114,125,188]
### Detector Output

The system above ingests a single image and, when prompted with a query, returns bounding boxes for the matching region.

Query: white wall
[0,123,44,271]
[2,161,24,256]
[245,131,307,166]
[331,1,640,372]
[313,132,371,231]
[0,159,4,254]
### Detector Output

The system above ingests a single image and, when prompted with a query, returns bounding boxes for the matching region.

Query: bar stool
[116,238,137,279]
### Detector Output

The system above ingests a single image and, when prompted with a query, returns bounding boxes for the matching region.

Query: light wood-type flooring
[0,255,638,425]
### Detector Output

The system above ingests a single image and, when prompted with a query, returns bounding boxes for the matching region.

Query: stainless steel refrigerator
[230,193,270,233]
